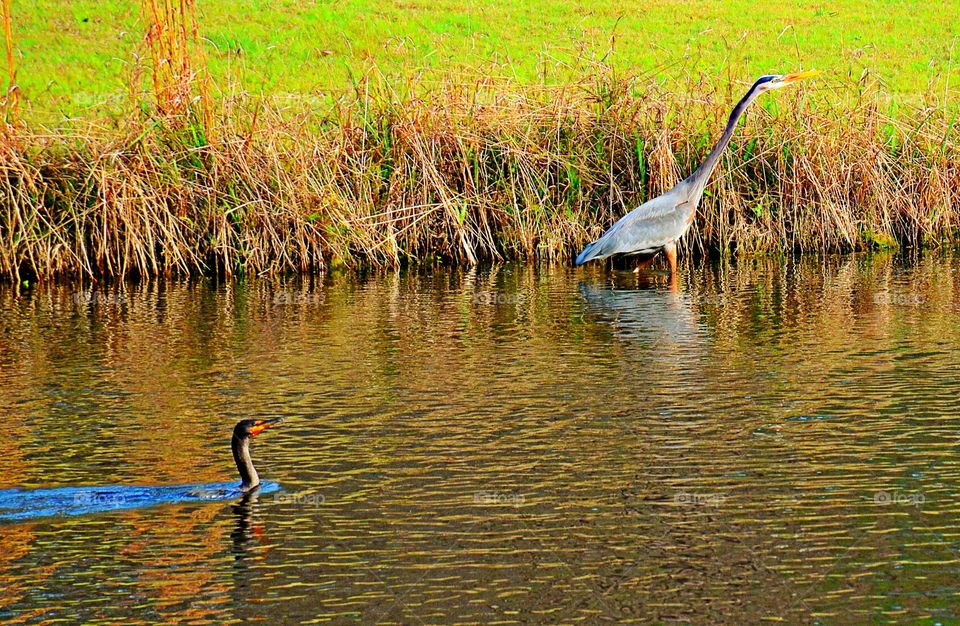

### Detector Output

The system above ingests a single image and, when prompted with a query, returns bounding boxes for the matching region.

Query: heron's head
[233,418,283,440]
[754,70,819,92]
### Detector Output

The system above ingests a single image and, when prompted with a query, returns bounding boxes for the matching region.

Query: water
[1,254,959,623]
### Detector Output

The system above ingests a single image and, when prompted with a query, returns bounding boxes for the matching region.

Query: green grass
[5,0,960,122]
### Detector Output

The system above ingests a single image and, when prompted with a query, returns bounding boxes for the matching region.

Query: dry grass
[0,57,958,280]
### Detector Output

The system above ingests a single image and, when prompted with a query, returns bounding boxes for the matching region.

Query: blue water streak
[0,481,280,522]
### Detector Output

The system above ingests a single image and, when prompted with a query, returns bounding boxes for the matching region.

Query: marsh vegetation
[0,1,958,280]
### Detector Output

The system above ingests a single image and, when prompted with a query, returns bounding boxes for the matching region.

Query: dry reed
[0,0,16,127]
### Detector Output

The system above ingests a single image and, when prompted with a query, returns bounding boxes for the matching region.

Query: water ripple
[0,256,958,622]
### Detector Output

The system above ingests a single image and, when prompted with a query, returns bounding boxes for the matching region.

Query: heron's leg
[663,242,679,291]
[663,242,678,274]
[632,255,657,274]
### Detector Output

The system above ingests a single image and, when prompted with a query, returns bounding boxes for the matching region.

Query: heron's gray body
[575,182,698,265]
[575,72,815,269]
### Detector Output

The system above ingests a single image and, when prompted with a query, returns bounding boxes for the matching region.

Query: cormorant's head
[233,418,283,440]
[753,70,819,93]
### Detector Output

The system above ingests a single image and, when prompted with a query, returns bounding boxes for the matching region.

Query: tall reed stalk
[0,0,17,128]
[141,0,210,128]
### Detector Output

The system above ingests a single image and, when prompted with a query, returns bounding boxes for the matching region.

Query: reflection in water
[1,254,959,622]
[231,490,261,557]
[230,489,265,598]
[579,273,704,354]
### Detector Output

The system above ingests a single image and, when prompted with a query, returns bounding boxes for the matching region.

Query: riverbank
[2,66,958,281]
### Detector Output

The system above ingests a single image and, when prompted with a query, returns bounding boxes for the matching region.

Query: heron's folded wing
[595,194,691,255]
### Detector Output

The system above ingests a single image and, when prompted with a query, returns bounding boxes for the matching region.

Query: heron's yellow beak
[781,70,820,83]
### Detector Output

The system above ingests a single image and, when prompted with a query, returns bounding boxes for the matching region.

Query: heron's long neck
[232,435,259,491]
[685,85,761,197]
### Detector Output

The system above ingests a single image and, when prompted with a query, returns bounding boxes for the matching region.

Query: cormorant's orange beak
[250,417,283,437]
[781,70,820,83]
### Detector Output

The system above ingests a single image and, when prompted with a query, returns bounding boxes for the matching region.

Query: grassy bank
[0,2,959,280]
[2,66,959,280]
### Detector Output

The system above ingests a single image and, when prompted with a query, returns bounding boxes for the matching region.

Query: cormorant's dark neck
[232,435,259,491]
[685,82,764,198]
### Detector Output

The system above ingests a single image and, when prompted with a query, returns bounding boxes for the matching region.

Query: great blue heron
[575,71,818,276]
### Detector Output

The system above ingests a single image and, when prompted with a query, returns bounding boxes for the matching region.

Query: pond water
[1,254,959,623]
